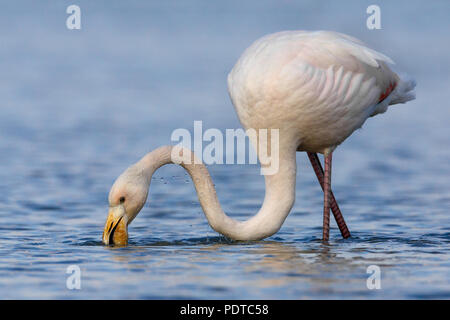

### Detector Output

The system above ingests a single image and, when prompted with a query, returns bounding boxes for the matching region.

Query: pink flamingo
[103,31,416,245]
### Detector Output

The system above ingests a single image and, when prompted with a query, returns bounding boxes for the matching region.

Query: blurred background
[0,0,449,299]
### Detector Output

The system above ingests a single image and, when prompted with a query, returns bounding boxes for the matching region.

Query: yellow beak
[102,205,128,246]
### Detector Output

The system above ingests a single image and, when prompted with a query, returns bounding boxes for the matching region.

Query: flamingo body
[228,31,416,154]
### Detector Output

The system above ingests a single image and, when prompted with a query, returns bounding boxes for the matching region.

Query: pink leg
[322,153,332,241]
[307,152,351,239]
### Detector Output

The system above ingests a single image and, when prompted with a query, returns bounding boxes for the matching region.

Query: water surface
[0,1,449,299]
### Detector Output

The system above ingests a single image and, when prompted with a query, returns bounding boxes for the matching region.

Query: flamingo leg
[322,152,332,241]
[307,152,351,240]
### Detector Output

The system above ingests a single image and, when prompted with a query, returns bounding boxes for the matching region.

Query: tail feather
[390,75,416,105]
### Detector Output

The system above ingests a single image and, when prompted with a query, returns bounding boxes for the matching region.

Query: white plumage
[228,30,416,154]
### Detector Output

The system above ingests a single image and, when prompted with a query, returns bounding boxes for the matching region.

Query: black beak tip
[108,216,123,245]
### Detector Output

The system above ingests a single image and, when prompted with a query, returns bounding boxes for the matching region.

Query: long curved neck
[138,145,296,240]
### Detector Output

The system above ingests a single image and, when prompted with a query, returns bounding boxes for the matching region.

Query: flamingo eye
[119,196,125,203]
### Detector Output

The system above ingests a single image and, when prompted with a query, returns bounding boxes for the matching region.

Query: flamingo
[102,31,416,245]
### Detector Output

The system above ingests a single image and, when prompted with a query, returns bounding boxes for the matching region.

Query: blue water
[0,0,449,299]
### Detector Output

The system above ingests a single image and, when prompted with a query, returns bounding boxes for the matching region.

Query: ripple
[0,1,448,299]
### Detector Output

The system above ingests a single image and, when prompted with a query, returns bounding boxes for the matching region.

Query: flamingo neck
[138,145,296,241]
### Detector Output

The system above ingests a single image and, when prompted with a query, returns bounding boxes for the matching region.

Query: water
[0,0,449,299]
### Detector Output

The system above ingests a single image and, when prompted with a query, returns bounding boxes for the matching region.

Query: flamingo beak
[102,205,128,246]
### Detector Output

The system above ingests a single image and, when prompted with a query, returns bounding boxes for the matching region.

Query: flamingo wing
[275,31,399,114]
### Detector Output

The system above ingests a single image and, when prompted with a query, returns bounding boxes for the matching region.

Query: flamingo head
[102,164,149,246]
